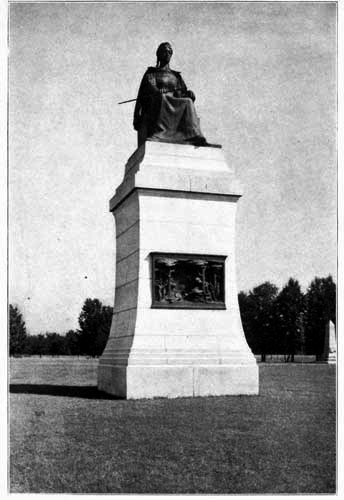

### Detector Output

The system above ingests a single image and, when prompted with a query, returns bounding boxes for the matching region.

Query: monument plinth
[98,141,259,398]
[320,320,336,364]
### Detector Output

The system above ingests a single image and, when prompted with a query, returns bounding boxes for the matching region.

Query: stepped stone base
[98,364,259,399]
[319,353,336,365]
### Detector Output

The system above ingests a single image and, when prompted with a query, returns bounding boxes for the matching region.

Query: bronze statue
[133,42,207,147]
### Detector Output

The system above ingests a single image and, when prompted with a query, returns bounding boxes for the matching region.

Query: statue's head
[156,42,173,66]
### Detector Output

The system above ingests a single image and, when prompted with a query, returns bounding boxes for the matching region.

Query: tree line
[10,275,335,359]
[10,298,113,357]
[239,275,336,361]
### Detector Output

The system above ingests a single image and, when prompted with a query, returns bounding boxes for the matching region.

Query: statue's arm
[133,71,159,131]
[133,94,142,131]
[175,74,195,101]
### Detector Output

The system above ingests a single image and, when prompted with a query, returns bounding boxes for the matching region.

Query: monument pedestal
[320,320,336,364]
[98,141,259,398]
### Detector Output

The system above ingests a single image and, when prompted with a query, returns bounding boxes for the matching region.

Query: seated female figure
[133,42,207,147]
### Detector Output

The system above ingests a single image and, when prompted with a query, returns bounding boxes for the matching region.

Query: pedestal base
[98,364,259,399]
[320,321,336,364]
[98,142,259,399]
[319,353,336,364]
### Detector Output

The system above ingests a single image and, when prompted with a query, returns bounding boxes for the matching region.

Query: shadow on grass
[9,384,123,400]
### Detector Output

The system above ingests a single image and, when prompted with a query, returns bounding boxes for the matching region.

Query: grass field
[9,357,336,493]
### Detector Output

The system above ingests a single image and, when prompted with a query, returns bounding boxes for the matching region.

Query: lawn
[9,357,336,493]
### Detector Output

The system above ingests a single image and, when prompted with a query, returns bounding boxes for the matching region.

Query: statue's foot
[188,136,222,148]
[187,136,207,146]
[146,136,222,148]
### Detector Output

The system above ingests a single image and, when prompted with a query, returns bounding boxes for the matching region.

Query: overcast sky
[9,1,337,335]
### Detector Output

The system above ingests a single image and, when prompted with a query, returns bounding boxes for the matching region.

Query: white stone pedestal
[320,320,336,364]
[98,141,259,398]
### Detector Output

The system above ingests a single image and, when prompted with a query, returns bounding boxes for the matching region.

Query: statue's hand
[173,89,183,98]
[185,89,196,102]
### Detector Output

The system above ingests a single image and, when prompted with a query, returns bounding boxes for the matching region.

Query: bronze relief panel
[151,253,226,309]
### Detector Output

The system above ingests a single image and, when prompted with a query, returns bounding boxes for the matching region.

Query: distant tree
[44,332,67,356]
[274,278,304,361]
[239,282,279,361]
[9,304,28,356]
[304,275,336,359]
[78,299,113,356]
[25,334,48,356]
[65,330,81,355]
[238,291,257,351]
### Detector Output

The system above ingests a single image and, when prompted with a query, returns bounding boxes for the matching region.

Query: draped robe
[133,67,206,146]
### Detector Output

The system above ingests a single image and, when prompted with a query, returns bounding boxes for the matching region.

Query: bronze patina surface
[151,252,226,309]
[133,42,208,147]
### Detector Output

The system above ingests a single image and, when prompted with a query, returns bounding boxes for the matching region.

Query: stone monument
[97,43,259,398]
[320,320,336,364]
